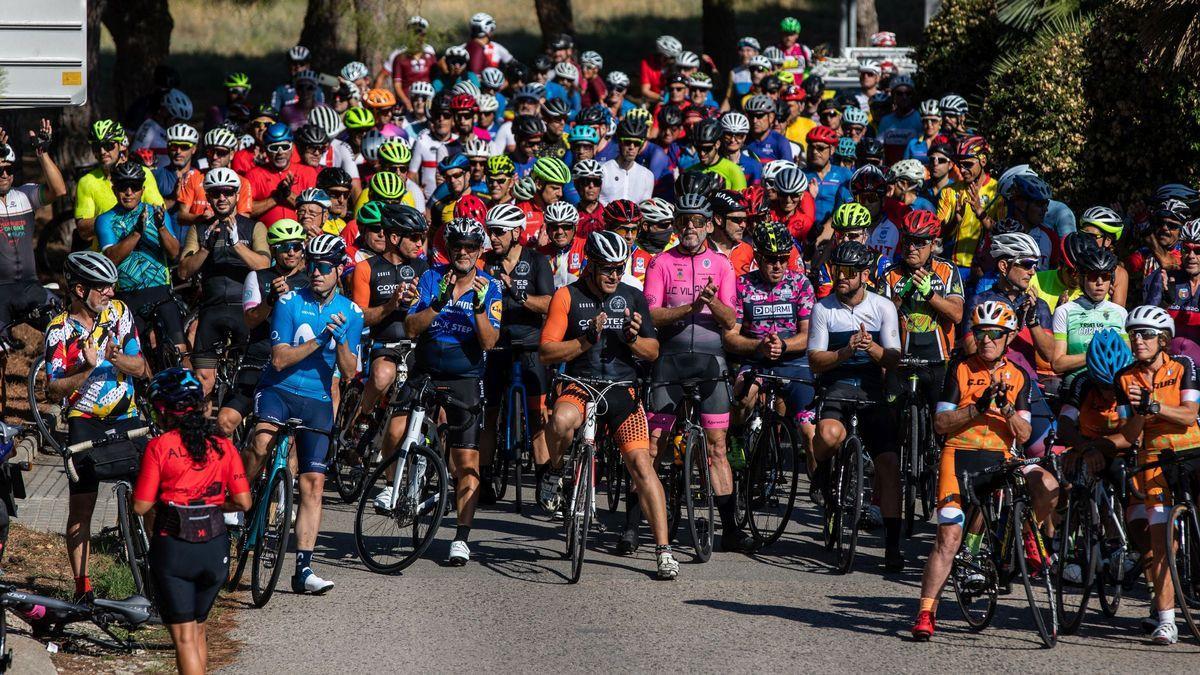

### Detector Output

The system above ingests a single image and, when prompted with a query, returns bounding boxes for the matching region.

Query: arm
[230,239,271,270]
[934,405,985,437]
[1051,338,1086,374]
[928,292,964,324]
[335,340,358,379]
[270,336,325,371]
[47,366,94,399]
[109,351,150,379]
[1111,265,1129,306]
[706,296,736,331]
[104,228,141,265]
[539,288,587,365]
[722,325,762,356]
[36,143,68,201]
[177,225,208,279]
[650,304,693,327]
[156,211,182,261]
[474,310,499,351]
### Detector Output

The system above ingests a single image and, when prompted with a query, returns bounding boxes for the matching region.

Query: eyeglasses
[902,236,933,247]
[326,189,350,200]
[0,165,13,176]
[114,182,143,194]
[596,264,624,277]
[486,174,512,183]
[619,138,644,147]
[443,170,466,181]
[760,254,790,266]
[1158,221,1183,230]
[847,125,865,134]
[307,260,338,275]
[834,265,865,279]
[669,85,688,93]
[272,241,304,254]
[97,141,120,152]
[929,156,951,165]
[575,178,602,188]
[722,132,747,140]
[303,143,330,153]
[434,112,454,120]
[1183,243,1200,255]
[266,142,293,153]
[748,112,770,119]
[361,224,385,234]
[972,327,1010,342]
[207,147,232,157]
[819,111,841,119]
[724,215,748,224]
[957,160,979,170]
[1011,258,1039,269]
[454,112,475,119]
[809,143,831,153]
[922,117,941,124]
[449,242,481,252]
[547,223,576,232]
[1084,270,1113,283]
[1130,328,1163,342]
[487,227,515,238]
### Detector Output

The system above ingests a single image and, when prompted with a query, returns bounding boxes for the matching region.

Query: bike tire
[250,468,293,608]
[0,591,8,673]
[26,355,63,454]
[604,440,624,514]
[664,462,683,543]
[332,383,367,504]
[684,429,714,562]
[745,417,800,548]
[902,404,919,537]
[354,444,448,574]
[566,444,595,583]
[115,482,152,601]
[950,507,999,631]
[830,435,864,575]
[1055,496,1096,635]
[1166,502,1200,642]
[1014,500,1058,648]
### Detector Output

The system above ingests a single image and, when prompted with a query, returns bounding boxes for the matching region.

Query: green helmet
[357,200,386,226]
[224,72,252,90]
[369,171,406,200]
[832,202,873,232]
[378,140,411,167]
[756,220,794,256]
[780,17,801,34]
[486,155,515,176]
[91,119,127,145]
[267,218,306,245]
[344,107,376,130]
[532,156,571,185]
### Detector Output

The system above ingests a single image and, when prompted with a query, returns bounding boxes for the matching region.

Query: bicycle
[208,333,247,411]
[353,375,461,574]
[735,369,802,549]
[26,354,65,454]
[490,346,536,514]
[895,357,940,536]
[653,377,720,563]
[949,454,1060,648]
[815,389,872,575]
[134,288,191,372]
[0,422,35,566]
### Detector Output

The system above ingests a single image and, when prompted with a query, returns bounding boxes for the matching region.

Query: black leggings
[149,532,228,624]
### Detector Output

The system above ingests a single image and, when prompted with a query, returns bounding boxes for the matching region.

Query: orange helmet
[971,300,1017,331]
[364,88,397,109]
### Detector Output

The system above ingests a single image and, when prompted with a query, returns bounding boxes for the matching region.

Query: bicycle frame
[502,353,531,464]
[242,429,293,552]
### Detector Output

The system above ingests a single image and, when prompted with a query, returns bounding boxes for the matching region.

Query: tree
[534,0,575,49]
[101,0,174,116]
[300,0,347,73]
[857,0,879,45]
[354,0,410,74]
[1128,0,1200,72]
[702,0,737,93]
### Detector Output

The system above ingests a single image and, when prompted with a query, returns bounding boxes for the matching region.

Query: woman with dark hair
[133,367,251,675]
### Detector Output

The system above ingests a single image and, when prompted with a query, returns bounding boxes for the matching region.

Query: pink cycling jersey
[643,244,736,356]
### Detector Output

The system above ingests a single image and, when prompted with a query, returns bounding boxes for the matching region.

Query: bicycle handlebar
[64,427,151,483]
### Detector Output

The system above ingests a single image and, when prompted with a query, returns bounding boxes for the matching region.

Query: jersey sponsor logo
[399,266,417,281]
[607,295,628,313]
[751,303,793,318]
[515,260,531,276]
[634,257,646,274]
[702,257,711,269]
[489,299,502,322]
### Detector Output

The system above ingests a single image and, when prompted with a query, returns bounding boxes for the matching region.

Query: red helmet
[781,85,806,102]
[453,193,488,224]
[603,199,642,227]
[900,209,942,239]
[806,125,839,147]
[956,135,989,160]
[741,185,769,217]
[449,94,478,112]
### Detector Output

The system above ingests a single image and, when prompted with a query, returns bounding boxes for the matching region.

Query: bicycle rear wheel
[684,429,714,562]
[950,508,998,631]
[828,436,864,574]
[354,444,448,574]
[565,444,595,583]
[251,467,293,608]
[603,440,624,513]
[1055,495,1097,635]
[1166,502,1200,641]
[26,356,63,454]
[1015,500,1058,648]
[225,473,260,592]
[115,482,153,602]
[745,416,800,548]
[331,382,368,504]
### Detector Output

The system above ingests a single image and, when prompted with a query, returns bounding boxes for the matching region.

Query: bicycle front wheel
[1055,495,1096,635]
[566,444,595,583]
[684,429,714,562]
[1015,500,1058,648]
[332,382,367,504]
[115,482,153,602]
[354,444,449,574]
[950,508,998,631]
[829,436,864,575]
[251,468,293,608]
[603,440,624,514]
[745,416,800,548]
[1166,502,1200,641]
[901,404,919,537]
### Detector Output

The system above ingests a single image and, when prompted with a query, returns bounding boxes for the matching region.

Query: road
[225,485,1200,673]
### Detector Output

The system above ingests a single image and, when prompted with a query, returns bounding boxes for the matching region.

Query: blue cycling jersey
[95,203,178,291]
[259,287,363,402]
[805,165,853,225]
[736,153,763,185]
[745,131,793,164]
[411,265,503,377]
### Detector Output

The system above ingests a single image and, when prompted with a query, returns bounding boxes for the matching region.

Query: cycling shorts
[1135,450,1200,525]
[817,382,894,458]
[66,415,146,495]
[0,280,58,337]
[648,353,731,431]
[149,532,227,624]
[402,372,483,449]
[885,361,946,420]
[735,360,815,425]
[936,447,1007,526]
[191,303,248,368]
[220,361,263,418]
[253,387,334,474]
[368,343,414,367]
[118,286,186,346]
[554,383,650,454]
[484,348,549,411]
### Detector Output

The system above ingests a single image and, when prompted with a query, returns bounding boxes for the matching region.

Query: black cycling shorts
[149,532,228,624]
[0,280,58,337]
[66,415,146,495]
[220,362,263,418]
[192,303,249,368]
[403,372,484,449]
[118,286,186,346]
[484,347,550,409]
[817,381,895,458]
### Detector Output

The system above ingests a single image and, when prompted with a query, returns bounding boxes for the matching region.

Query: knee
[216,410,240,437]
[816,422,843,448]
[369,363,395,390]
[548,408,580,437]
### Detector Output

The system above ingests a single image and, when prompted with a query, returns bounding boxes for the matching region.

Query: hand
[226,222,240,247]
[967,183,982,211]
[269,274,290,301]
[472,276,490,312]
[587,311,607,344]
[623,308,642,343]
[909,268,932,299]
[326,312,349,342]
[692,281,718,311]
[975,382,997,414]
[203,224,220,249]
[29,119,52,152]
[1126,384,1145,410]
[82,340,100,368]
[1057,290,1072,309]
[432,271,456,310]
[499,273,513,289]
[396,281,419,308]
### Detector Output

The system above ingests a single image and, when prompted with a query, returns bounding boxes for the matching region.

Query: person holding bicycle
[539,231,679,579]
[45,252,149,603]
[133,367,250,675]
[1113,305,1200,645]
[911,301,1045,640]
[247,234,362,595]
[808,240,904,569]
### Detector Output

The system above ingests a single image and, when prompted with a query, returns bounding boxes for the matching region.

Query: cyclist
[539,231,679,578]
[402,82,436,140]
[996,174,1058,270]
[743,95,793,164]
[600,116,655,204]
[428,154,475,230]
[410,94,454,197]
[804,125,851,235]
[279,71,322,129]
[295,188,335,237]
[813,202,887,299]
[910,301,1044,640]
[841,106,870,144]
[317,168,356,232]
[271,46,324,112]
[521,156,572,245]
[465,12,512,72]
[1114,305,1200,645]
[1050,245,1126,381]
[718,112,763,186]
[381,20,436,111]
[132,89,192,169]
[245,123,318,227]
[177,167,270,395]
[903,100,942,163]
[768,166,816,248]
[75,120,164,246]
[602,199,653,287]
[921,141,955,208]
[937,136,1000,283]
[1076,205,1129,306]
[604,71,636,122]
[690,119,748,191]
[176,127,252,228]
[540,202,586,288]
[641,35,680,102]
[153,123,199,210]
[45,252,148,603]
[1029,231,1097,314]
[937,94,971,141]
[403,218,501,565]
[231,105,279,175]
[833,137,857,170]
[247,234,362,595]
[638,197,676,254]
[644,193,754,552]
[876,76,920,165]
[462,138,490,193]
[1146,219,1200,342]
[573,159,606,236]
[205,71,252,131]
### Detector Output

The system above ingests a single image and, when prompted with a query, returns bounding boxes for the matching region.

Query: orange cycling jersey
[1115,355,1200,453]
[936,355,1033,453]
[879,257,964,361]
[175,168,253,217]
[1060,375,1122,440]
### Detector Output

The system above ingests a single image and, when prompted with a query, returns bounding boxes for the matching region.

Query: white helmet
[477,94,499,113]
[998,164,1038,199]
[971,300,1018,331]
[512,176,536,201]
[1080,206,1125,233]
[763,45,784,66]
[639,197,675,224]
[340,61,369,82]
[762,160,797,184]
[451,80,480,99]
[1182,219,1200,244]
[606,71,630,89]
[919,99,941,117]
[1126,305,1174,338]
[204,127,238,149]
[586,231,630,264]
[0,145,14,163]
[444,45,469,62]
[481,67,505,90]
[486,203,526,231]
[410,81,435,99]
[544,201,579,226]
[580,51,603,70]
[656,35,683,59]
[554,61,579,82]
[573,159,603,180]
[940,94,968,116]
[408,16,429,31]
[719,112,750,135]
[202,167,241,191]
[162,89,193,121]
[360,129,386,161]
[166,123,199,145]
[470,12,496,36]
[288,45,311,63]
[771,167,809,195]
[989,231,1041,261]
[676,51,701,69]
[306,233,347,263]
[65,251,119,286]
[748,55,773,71]
[308,106,345,138]
[887,159,926,185]
[463,136,490,159]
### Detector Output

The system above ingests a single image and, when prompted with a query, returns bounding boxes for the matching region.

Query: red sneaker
[911,610,935,641]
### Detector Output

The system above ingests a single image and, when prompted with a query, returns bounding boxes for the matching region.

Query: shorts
[648,353,731,431]
[937,447,1008,526]
[885,360,946,418]
[402,372,483,449]
[817,381,894,458]
[253,387,334,474]
[554,383,650,454]
[484,347,549,411]
[118,286,187,346]
[1137,450,1200,525]
[220,361,262,418]
[0,280,58,337]
[736,359,815,425]
[66,415,146,495]
[149,533,228,624]
[191,303,249,368]
[368,343,415,367]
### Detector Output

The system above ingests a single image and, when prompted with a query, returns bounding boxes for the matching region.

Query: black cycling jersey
[542,279,656,383]
[482,246,553,348]
[350,253,429,342]
[194,215,259,304]
[242,266,309,362]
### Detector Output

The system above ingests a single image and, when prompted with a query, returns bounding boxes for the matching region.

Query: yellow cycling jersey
[74,166,164,221]
[352,185,418,214]
[937,176,1001,269]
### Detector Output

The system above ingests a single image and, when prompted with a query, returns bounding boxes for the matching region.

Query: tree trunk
[857,0,879,46]
[300,0,345,73]
[702,0,738,95]
[58,0,107,169]
[101,0,173,117]
[354,0,409,74]
[534,0,575,49]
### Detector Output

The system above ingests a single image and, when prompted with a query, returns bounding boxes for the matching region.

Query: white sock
[1158,609,1176,625]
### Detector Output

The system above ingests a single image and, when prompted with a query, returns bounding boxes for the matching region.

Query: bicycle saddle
[93,595,153,626]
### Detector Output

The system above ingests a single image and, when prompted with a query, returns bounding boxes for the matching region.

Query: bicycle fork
[570,401,597,521]
[384,406,429,512]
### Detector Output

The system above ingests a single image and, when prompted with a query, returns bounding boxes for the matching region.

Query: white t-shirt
[409,129,453,198]
[599,159,654,205]
[489,121,515,155]
[320,138,360,179]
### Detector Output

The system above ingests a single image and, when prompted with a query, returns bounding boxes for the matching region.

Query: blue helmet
[1011,174,1051,203]
[264,122,293,145]
[437,153,469,174]
[568,124,600,145]
[1085,328,1133,386]
[835,136,857,159]
[148,367,204,415]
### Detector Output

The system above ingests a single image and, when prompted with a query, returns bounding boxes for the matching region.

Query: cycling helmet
[639,198,675,224]
[166,124,199,145]
[307,106,344,137]
[554,62,579,83]
[606,71,631,90]
[802,75,825,101]
[364,88,396,109]
[65,251,119,286]
[689,73,714,90]
[830,241,874,268]
[162,89,193,121]
[480,67,505,91]
[748,55,773,71]
[513,115,547,139]
[470,12,496,36]
[992,217,1024,236]
[473,94,496,114]
[886,159,926,186]
[1085,328,1133,387]
[544,201,580,226]
[835,137,858,159]
[317,167,352,191]
[561,160,598,184]
[1079,206,1125,238]
[918,99,941,117]
[297,187,331,210]
[148,367,204,416]
[806,125,839,147]
[486,155,515,177]
[850,164,887,196]
[585,230,630,263]
[91,119,127,145]
[512,176,536,201]
[656,35,683,59]
[780,16,802,33]
[532,157,571,185]
[296,123,329,147]
[341,61,370,83]
[971,300,1018,331]
[744,95,775,115]
[739,36,762,51]
[357,201,385,227]
[568,125,601,146]
[448,94,477,113]
[900,210,942,239]
[409,15,429,31]
[842,106,868,127]
[1060,231,1099,271]
[762,160,798,184]
[542,97,571,119]
[288,45,311,63]
[512,84,541,103]
[378,139,411,166]
[719,112,750,135]
[956,135,989,160]
[580,51,603,70]
[616,115,649,141]
[832,202,873,231]
[453,194,488,224]
[263,122,293,145]
[380,204,427,234]
[1155,198,1191,224]
[1127,305,1174,338]
[990,232,1041,261]
[1076,246,1118,274]
[675,170,721,197]
[939,94,968,116]
[266,218,306,245]
[657,105,684,129]
[577,105,609,128]
[754,220,792,256]
[711,190,747,216]
[343,107,375,131]
[369,171,406,200]
[771,167,809,195]
[410,81,435,100]
[445,217,486,246]
[445,46,470,65]
[204,127,238,150]
[856,137,886,163]
[1182,219,1200,244]
[435,154,467,177]
[111,161,145,186]
[871,31,897,47]
[675,51,701,70]
[997,164,1037,199]
[742,185,769,218]
[202,167,241,191]
[676,192,713,218]
[295,69,320,85]
[306,233,347,264]
[459,137,488,160]
[603,199,643,226]
[1010,175,1051,202]
[360,130,386,161]
[486,203,527,231]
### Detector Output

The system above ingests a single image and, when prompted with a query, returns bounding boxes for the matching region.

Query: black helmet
[317,167,352,191]
[693,118,722,145]
[710,190,746,216]
[830,240,874,268]
[577,105,608,127]
[513,114,547,139]
[542,97,571,119]
[675,170,722,197]
[296,123,328,147]
[111,161,145,187]
[1060,231,1099,271]
[504,60,530,84]
[431,93,453,115]
[802,75,825,101]
[856,137,885,161]
[657,105,684,129]
[380,204,428,233]
[616,115,649,140]
[533,55,554,73]
[1075,245,1118,274]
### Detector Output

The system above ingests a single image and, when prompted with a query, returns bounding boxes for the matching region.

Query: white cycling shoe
[447,540,470,566]
[373,485,394,511]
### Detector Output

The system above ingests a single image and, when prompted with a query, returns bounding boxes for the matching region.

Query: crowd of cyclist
[3,12,1199,664]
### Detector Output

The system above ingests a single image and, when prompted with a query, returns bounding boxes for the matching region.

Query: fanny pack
[160,503,227,543]
[74,439,140,484]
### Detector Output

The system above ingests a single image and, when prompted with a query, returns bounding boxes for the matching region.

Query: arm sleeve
[95,213,118,251]
[879,296,901,350]
[132,439,162,503]
[484,278,503,329]
[1014,371,1033,413]
[540,287,571,344]
[142,169,165,206]
[350,261,372,309]
[1051,304,1069,340]
[532,254,554,296]
[734,277,746,323]
[642,256,665,309]
[1115,378,1133,419]
[937,186,956,223]
[242,270,263,310]
[806,302,828,353]
[945,264,965,299]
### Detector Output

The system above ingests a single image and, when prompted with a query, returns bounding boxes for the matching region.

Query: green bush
[913,0,1001,103]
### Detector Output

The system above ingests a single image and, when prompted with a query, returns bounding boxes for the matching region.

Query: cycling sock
[455,525,471,543]
[919,597,936,614]
[624,496,643,529]
[1159,609,1176,625]
[74,576,91,596]
[715,494,737,533]
[884,517,901,552]
[295,550,313,576]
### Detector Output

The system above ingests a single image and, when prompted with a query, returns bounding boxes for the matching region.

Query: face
[668,82,688,103]
[115,182,144,209]
[443,168,468,195]
[479,111,495,128]
[749,111,772,134]
[96,140,126,168]
[818,108,841,130]
[740,46,757,63]
[721,132,745,154]
[249,117,273,143]
[487,173,513,201]
[547,220,576,247]
[807,141,832,169]
[267,141,293,169]
[606,86,626,104]
[207,187,238,218]
[1080,268,1113,301]
[576,176,602,203]
[833,265,867,295]
[942,113,962,132]
[546,117,566,134]
[206,144,233,169]
[776,191,803,214]
[610,221,639,247]
[454,110,476,135]
[363,223,387,254]
[271,240,305,271]
[891,87,914,111]
[1000,257,1037,290]
[1078,225,1115,252]
[395,230,424,258]
[720,211,748,243]
[296,203,327,231]
[674,214,709,250]
[325,186,350,217]
[927,152,952,180]
[76,281,114,314]
[922,115,941,137]
[1014,196,1048,227]
[900,235,934,267]
[411,97,428,116]
[519,135,543,157]
[488,226,518,255]
[517,99,540,116]
[301,141,328,167]
[750,66,768,85]
[590,259,624,294]
[449,240,481,274]
[538,180,563,204]
[756,251,789,284]
[432,110,454,135]
[691,88,709,106]
[307,260,343,294]
[846,124,866,142]
[973,327,1012,361]
[468,157,487,184]
[619,137,643,162]
[1129,328,1165,361]
[1156,219,1182,247]
[1183,242,1200,275]
[859,71,879,89]
[167,141,195,169]
[572,142,596,161]
[839,228,869,246]
[0,163,13,192]
[956,156,983,182]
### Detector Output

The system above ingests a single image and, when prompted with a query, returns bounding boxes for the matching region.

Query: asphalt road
[224,483,1200,673]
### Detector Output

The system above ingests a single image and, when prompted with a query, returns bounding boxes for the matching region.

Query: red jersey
[771,193,817,244]
[244,162,318,226]
[232,148,258,175]
[517,200,546,248]
[391,50,435,89]
[629,247,654,284]
[727,241,802,276]
[577,203,605,237]
[176,168,254,217]
[134,430,250,507]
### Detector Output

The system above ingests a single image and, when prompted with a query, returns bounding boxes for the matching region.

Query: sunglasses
[596,264,624,277]
[724,215,748,224]
[669,85,688,92]
[307,260,338,275]
[957,160,979,169]
[361,224,385,234]
[523,138,544,146]
[97,141,120,152]
[454,112,475,119]
[326,189,350,199]
[903,236,933,247]
[487,227,515,237]
[168,143,195,151]
[809,143,832,153]
[1183,243,1200,255]
[434,112,454,120]
[760,254,790,266]
[748,112,770,119]
[272,241,304,254]
[1158,221,1183,230]
[547,223,576,231]
[611,225,639,235]
[1084,271,1113,282]
[1130,328,1163,342]
[207,147,232,156]
[1011,258,1039,269]
[834,264,865,279]
[86,282,116,294]
[450,242,481,252]
[575,178,602,188]
[114,182,143,193]
[303,143,330,152]
[250,121,272,129]
[443,171,466,181]
[619,138,644,146]
[469,160,488,168]
[207,188,238,199]
[266,142,293,153]
[486,174,513,182]
[0,165,13,176]
[929,156,951,165]
[972,327,1010,342]
[922,117,941,123]
[819,111,841,119]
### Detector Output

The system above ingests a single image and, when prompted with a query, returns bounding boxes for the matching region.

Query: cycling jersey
[541,280,655,383]
[410,265,502,377]
[95,203,176,291]
[622,246,655,288]
[643,243,737,356]
[1145,270,1200,342]
[175,168,253,218]
[408,129,452,197]
[936,176,1001,269]
[771,198,818,245]
[745,131,793,164]
[1115,356,1200,453]
[386,46,437,90]
[599,159,655,204]
[259,287,364,402]
[44,300,141,420]
[242,267,309,363]
[243,162,318,226]
[877,111,923,165]
[1051,297,1127,359]
[936,354,1033,452]
[350,254,429,342]
[699,158,748,191]
[465,40,512,72]
[134,431,249,507]
[132,118,170,169]
[350,180,421,214]
[540,236,588,288]
[784,116,817,149]
[270,83,325,112]
[576,203,605,238]
[428,186,474,231]
[182,216,268,304]
[1060,374,1122,439]
[481,247,553,348]
[726,241,801,277]
[806,289,900,391]
[74,166,164,222]
[0,184,43,282]
[1029,269,1082,313]
[879,257,964,361]
[734,269,815,365]
[805,165,853,226]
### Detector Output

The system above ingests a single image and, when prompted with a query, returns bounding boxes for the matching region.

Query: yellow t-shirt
[73,166,164,220]
[785,116,817,148]
[1029,269,1083,314]
[937,176,1001,269]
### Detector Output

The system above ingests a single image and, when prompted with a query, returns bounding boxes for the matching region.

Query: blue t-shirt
[411,265,503,377]
[544,82,582,119]
[903,137,931,163]
[745,131,793,164]
[735,153,763,185]
[152,167,181,201]
[637,143,671,182]
[95,203,178,291]
[1045,199,1077,238]
[805,165,853,225]
[260,287,364,402]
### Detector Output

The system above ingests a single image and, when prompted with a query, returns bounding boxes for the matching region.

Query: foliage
[912,0,1000,104]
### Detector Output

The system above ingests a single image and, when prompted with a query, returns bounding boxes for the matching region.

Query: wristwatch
[1146,400,1161,416]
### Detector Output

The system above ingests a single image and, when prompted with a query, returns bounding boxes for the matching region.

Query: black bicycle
[815,390,871,575]
[736,369,802,549]
[655,377,720,563]
[135,288,192,372]
[895,357,940,536]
